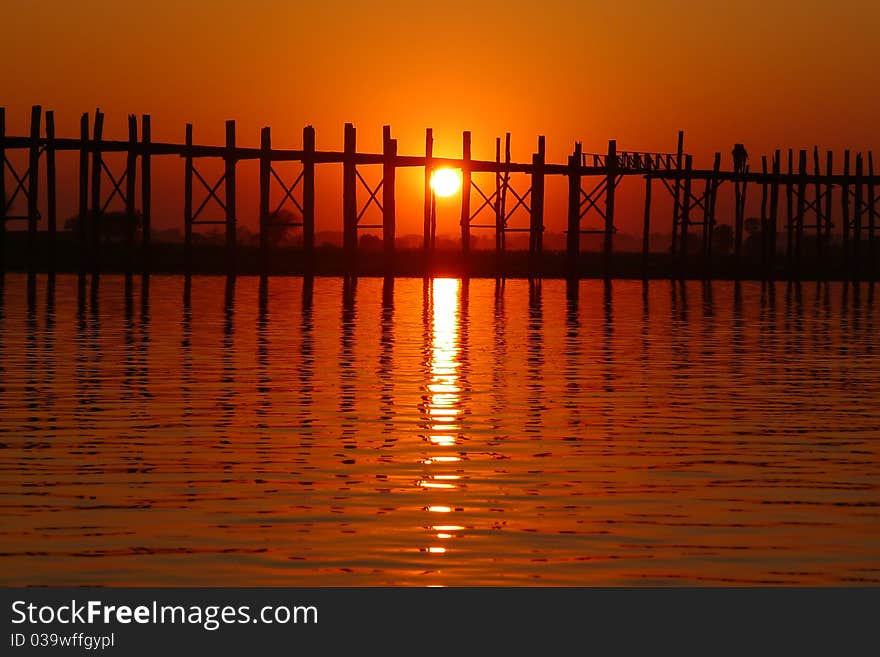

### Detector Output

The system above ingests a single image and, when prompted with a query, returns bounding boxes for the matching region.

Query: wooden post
[125,114,137,270]
[603,139,617,273]
[27,105,41,258]
[854,153,863,266]
[842,150,851,266]
[78,113,89,265]
[46,110,57,268]
[868,152,875,273]
[759,155,768,269]
[422,128,434,253]
[259,126,271,275]
[700,176,712,260]
[824,151,833,262]
[795,149,807,269]
[342,122,357,259]
[184,123,193,271]
[495,137,503,253]
[785,149,793,265]
[529,135,545,255]
[701,154,718,259]
[302,125,316,259]
[458,130,469,253]
[501,133,511,252]
[769,150,781,274]
[141,115,152,265]
[0,108,5,269]
[679,154,693,265]
[813,146,822,260]
[382,125,396,257]
[224,119,236,274]
[90,109,104,271]
[670,130,684,256]
[431,189,437,249]
[734,165,747,265]
[641,162,652,274]
[566,142,582,272]
[706,152,721,260]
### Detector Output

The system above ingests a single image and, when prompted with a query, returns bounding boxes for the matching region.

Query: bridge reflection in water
[1,274,879,586]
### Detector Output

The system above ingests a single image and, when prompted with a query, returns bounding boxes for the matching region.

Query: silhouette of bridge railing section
[2,105,879,277]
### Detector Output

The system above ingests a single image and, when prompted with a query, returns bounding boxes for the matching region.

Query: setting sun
[430,168,461,198]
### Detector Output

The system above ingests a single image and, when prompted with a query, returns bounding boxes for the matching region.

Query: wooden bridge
[1,105,878,277]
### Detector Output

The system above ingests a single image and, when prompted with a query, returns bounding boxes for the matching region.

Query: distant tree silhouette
[744,217,762,258]
[64,211,141,241]
[712,224,734,255]
[358,233,382,251]
[266,210,302,247]
[238,210,303,247]
[681,232,702,255]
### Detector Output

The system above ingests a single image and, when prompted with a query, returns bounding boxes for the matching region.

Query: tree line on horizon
[56,210,829,257]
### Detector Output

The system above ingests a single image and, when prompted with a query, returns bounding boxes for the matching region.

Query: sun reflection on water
[420,278,464,562]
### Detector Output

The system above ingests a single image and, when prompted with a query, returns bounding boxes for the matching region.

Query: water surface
[1,273,878,585]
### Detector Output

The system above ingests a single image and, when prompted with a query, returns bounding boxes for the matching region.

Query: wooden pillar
[706,152,721,260]
[125,114,137,270]
[824,151,833,262]
[45,110,57,269]
[795,149,807,270]
[868,152,875,273]
[501,133,511,251]
[641,163,652,274]
[430,190,437,250]
[734,166,746,264]
[679,154,693,265]
[854,153,863,266]
[529,135,546,255]
[224,119,237,275]
[90,109,104,271]
[769,151,781,274]
[603,139,617,273]
[184,123,193,271]
[457,130,469,253]
[813,146,822,260]
[342,122,357,259]
[842,150,851,266]
[422,128,434,253]
[78,113,89,266]
[302,125,316,259]
[494,137,503,253]
[700,155,716,259]
[759,156,768,269]
[141,115,152,265]
[27,105,41,258]
[785,149,793,265]
[382,125,396,257]
[259,126,271,275]
[502,134,512,252]
[566,142,582,272]
[670,130,684,256]
[0,108,5,270]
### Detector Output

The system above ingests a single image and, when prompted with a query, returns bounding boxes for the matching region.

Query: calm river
[1,274,878,585]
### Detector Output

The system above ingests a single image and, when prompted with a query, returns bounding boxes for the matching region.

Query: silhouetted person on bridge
[732,143,748,174]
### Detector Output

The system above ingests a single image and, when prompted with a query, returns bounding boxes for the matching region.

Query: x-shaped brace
[100,160,128,214]
[270,166,304,217]
[3,158,30,213]
[356,169,383,222]
[192,167,226,222]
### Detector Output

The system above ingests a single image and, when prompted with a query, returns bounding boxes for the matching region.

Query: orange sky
[3,0,879,238]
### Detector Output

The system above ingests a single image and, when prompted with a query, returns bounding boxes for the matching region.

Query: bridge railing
[582,151,682,171]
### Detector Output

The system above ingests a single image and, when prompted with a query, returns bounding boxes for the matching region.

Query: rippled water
[0,273,878,585]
